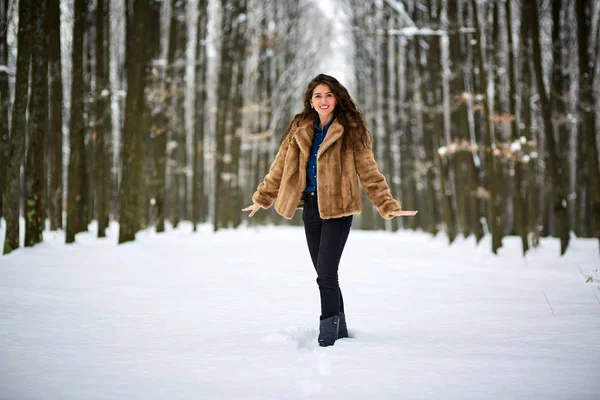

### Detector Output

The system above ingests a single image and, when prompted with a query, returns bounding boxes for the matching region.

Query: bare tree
[214,0,247,231]
[67,0,89,243]
[3,0,32,254]
[192,0,210,229]
[528,0,570,254]
[24,0,49,247]
[0,0,9,222]
[471,0,503,253]
[119,0,149,244]
[165,0,187,229]
[47,0,64,231]
[95,0,111,237]
[576,0,600,246]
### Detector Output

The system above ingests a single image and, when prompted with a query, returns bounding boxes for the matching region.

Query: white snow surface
[1,221,599,400]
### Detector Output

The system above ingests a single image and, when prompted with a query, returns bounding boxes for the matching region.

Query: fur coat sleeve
[354,134,401,219]
[251,138,290,208]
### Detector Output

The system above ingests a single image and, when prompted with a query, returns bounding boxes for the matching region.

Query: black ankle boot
[318,315,340,347]
[338,312,348,339]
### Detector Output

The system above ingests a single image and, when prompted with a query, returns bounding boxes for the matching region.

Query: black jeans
[302,191,353,320]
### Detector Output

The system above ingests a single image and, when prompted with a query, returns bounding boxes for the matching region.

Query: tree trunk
[398,34,419,231]
[415,33,439,236]
[383,12,398,232]
[3,0,32,254]
[145,0,167,233]
[448,0,483,241]
[0,0,9,222]
[214,0,237,231]
[192,0,209,230]
[576,0,600,246]
[428,0,456,242]
[504,0,528,254]
[24,0,49,247]
[95,0,110,237]
[47,0,64,231]
[66,0,89,243]
[228,0,248,229]
[165,0,187,229]
[118,0,148,244]
[471,0,502,253]
[528,0,570,254]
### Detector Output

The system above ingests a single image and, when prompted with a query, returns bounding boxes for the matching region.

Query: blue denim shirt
[305,117,335,192]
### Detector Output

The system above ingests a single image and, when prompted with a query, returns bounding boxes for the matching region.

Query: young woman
[243,74,417,347]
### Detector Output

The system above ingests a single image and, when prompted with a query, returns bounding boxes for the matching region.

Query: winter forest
[1,1,600,398]
[0,0,599,256]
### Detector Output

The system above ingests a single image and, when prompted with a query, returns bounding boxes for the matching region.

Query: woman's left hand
[389,209,418,217]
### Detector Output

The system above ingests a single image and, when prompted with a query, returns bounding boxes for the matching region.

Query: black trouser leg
[302,193,352,319]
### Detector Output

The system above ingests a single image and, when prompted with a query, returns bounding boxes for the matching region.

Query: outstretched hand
[389,209,418,217]
[242,203,261,217]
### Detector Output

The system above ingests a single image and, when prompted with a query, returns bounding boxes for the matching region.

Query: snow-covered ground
[1,221,599,400]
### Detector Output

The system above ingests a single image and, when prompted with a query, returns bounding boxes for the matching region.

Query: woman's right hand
[242,203,261,217]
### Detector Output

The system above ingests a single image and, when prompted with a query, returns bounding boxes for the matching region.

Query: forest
[0,0,599,256]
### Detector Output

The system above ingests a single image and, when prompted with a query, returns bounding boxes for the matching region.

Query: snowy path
[1,223,599,399]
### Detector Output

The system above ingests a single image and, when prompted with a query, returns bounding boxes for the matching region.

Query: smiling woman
[242,74,417,347]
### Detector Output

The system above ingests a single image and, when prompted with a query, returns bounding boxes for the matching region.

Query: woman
[242,74,417,347]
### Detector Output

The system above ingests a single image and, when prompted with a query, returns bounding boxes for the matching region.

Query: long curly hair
[280,74,370,150]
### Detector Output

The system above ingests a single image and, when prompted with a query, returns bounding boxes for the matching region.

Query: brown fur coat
[252,118,401,220]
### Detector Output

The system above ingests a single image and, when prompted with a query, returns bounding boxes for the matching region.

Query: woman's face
[310,83,337,122]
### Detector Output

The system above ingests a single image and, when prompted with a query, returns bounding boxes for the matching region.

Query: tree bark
[0,0,9,222]
[214,0,238,231]
[165,0,187,229]
[471,0,503,253]
[398,34,419,231]
[576,0,600,246]
[67,0,89,243]
[118,0,148,244]
[228,0,248,229]
[95,0,110,237]
[529,0,570,254]
[192,0,209,230]
[24,0,49,247]
[504,0,528,254]
[47,0,64,231]
[3,0,32,254]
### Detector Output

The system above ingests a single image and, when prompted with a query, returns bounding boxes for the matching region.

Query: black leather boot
[338,312,348,339]
[318,315,340,347]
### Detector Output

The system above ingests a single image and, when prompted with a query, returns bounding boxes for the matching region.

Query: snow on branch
[0,65,15,75]
[437,137,538,164]
[382,27,476,37]
[382,0,415,27]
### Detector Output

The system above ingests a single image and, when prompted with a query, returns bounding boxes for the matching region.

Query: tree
[471,0,503,253]
[24,0,49,247]
[575,0,600,246]
[67,0,89,243]
[504,0,528,254]
[214,0,247,231]
[165,0,187,229]
[4,0,32,254]
[95,0,111,237]
[192,0,210,229]
[0,0,9,222]
[528,0,570,254]
[447,0,483,241]
[47,0,64,231]
[118,0,149,244]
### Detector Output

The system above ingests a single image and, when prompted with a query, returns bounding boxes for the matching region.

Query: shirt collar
[314,116,335,132]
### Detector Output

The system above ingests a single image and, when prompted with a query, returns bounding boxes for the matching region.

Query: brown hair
[280,74,370,150]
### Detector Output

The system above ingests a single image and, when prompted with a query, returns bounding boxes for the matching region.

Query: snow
[0,220,599,400]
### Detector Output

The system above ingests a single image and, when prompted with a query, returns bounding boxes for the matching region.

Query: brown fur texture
[252,118,401,220]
